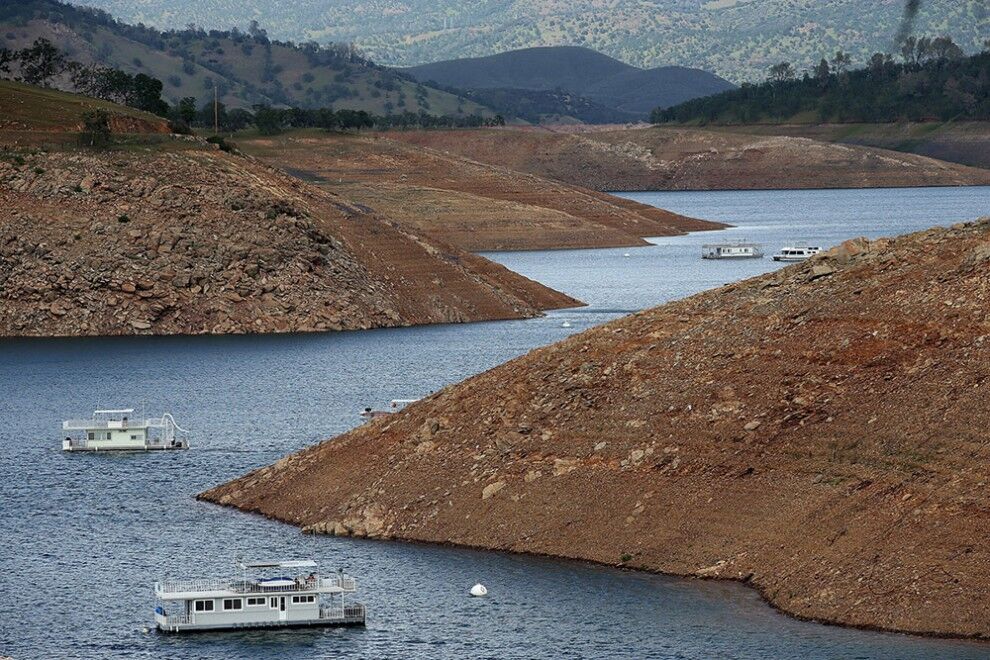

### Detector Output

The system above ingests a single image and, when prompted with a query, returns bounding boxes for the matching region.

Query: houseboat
[772,244,822,262]
[701,242,764,260]
[62,409,189,452]
[154,559,366,633]
[359,398,419,421]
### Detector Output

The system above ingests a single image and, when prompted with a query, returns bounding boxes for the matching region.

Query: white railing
[163,614,191,627]
[157,575,352,595]
[320,604,365,621]
[319,576,356,591]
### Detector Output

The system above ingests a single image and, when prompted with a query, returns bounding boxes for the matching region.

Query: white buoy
[623,252,631,257]
[142,626,151,634]
[470,583,488,597]
[561,321,572,328]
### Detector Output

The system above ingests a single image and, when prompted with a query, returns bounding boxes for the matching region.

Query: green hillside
[0,0,490,115]
[72,0,990,83]
[654,47,990,125]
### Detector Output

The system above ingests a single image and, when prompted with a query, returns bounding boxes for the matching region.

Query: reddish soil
[203,217,990,639]
[238,132,726,251]
[389,127,990,191]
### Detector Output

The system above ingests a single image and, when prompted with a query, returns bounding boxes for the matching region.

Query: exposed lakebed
[2,186,988,659]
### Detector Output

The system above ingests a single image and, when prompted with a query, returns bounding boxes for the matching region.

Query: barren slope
[238,132,724,252]
[389,127,990,191]
[0,145,578,337]
[204,217,990,638]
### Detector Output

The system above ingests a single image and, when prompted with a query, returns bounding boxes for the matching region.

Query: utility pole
[213,83,219,135]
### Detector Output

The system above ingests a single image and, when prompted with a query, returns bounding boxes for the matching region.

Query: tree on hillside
[18,38,67,86]
[813,58,830,81]
[0,48,12,74]
[767,62,795,84]
[830,50,852,75]
[176,96,197,124]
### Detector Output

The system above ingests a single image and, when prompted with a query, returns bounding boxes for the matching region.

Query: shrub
[78,110,112,149]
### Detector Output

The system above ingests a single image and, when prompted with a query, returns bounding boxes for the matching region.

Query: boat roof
[237,560,317,569]
[94,408,135,414]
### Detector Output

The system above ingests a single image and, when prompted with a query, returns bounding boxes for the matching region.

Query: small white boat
[154,559,366,633]
[702,242,764,260]
[62,409,188,452]
[772,245,822,262]
[359,398,419,421]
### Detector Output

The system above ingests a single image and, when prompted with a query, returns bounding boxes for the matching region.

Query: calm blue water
[1,187,988,659]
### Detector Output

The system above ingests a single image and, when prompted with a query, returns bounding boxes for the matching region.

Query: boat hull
[155,613,365,633]
[772,256,809,262]
[62,440,189,452]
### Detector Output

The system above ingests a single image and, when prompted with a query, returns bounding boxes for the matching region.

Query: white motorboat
[772,245,822,262]
[359,398,419,421]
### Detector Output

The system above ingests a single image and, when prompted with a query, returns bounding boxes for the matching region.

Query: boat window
[270,597,277,609]
[222,598,243,611]
[194,600,214,612]
[247,597,265,607]
[88,432,94,440]
[291,595,316,604]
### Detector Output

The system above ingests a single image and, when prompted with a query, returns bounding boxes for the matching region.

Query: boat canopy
[94,408,135,415]
[238,560,318,569]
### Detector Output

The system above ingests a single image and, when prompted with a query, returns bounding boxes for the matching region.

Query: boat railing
[158,575,350,595]
[320,604,365,621]
[163,613,192,627]
[320,576,356,591]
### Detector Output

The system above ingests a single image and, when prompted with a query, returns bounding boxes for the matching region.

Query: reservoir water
[2,186,989,659]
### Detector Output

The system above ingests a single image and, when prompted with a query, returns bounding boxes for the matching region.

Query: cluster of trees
[0,38,169,116]
[653,37,990,124]
[187,102,504,135]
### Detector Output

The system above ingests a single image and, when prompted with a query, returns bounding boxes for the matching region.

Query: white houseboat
[359,398,419,421]
[154,559,366,633]
[772,244,822,262]
[701,242,764,259]
[62,409,188,452]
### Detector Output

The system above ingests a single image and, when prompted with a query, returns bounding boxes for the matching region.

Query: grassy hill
[407,46,735,118]
[72,0,990,83]
[0,0,490,115]
[0,78,169,139]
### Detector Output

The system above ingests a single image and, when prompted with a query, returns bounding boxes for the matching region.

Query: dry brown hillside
[0,144,579,336]
[389,127,990,191]
[204,217,990,638]
[238,132,724,252]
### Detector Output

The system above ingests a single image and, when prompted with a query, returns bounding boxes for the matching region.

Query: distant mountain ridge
[69,0,990,82]
[407,47,736,119]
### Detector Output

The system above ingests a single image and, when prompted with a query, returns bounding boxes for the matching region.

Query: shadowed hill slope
[204,217,990,638]
[407,46,736,117]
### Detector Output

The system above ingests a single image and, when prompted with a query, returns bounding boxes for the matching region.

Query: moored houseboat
[701,242,764,259]
[62,409,189,452]
[154,559,366,633]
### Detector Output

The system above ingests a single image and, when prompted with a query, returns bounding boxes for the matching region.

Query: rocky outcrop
[0,147,579,336]
[203,217,990,638]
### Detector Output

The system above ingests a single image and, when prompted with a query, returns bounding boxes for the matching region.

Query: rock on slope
[389,127,990,191]
[0,146,578,336]
[239,133,725,252]
[203,218,990,638]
